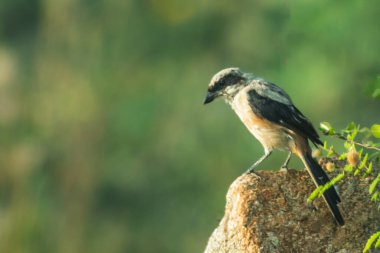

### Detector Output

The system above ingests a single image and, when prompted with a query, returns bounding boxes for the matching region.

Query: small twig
[334,133,380,152]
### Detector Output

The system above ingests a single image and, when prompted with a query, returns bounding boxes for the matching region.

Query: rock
[204,170,380,253]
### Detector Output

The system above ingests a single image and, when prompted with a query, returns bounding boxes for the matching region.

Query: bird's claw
[280,166,288,172]
[245,168,262,180]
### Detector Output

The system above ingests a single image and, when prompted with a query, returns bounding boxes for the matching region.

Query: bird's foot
[245,168,262,179]
[280,165,289,173]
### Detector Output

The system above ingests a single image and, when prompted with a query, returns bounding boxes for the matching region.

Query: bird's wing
[250,79,293,105]
[247,81,322,145]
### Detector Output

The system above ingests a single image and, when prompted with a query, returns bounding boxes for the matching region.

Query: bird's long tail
[301,152,345,226]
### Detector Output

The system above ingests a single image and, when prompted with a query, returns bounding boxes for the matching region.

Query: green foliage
[371,191,379,202]
[320,122,336,136]
[327,146,334,157]
[344,164,354,173]
[371,124,380,138]
[355,153,368,176]
[363,232,380,253]
[366,162,373,175]
[369,175,380,195]
[308,173,345,202]
[317,121,380,253]
[307,186,323,203]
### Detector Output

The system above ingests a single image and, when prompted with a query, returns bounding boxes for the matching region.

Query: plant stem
[335,133,380,152]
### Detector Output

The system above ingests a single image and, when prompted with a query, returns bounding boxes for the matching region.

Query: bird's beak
[203,91,216,104]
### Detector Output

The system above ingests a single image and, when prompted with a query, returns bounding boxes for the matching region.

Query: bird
[203,67,344,226]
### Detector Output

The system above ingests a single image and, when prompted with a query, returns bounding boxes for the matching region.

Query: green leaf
[344,141,351,150]
[371,124,380,138]
[369,177,380,194]
[345,121,357,132]
[344,164,353,173]
[363,231,380,253]
[320,122,335,135]
[376,235,380,248]
[366,162,373,174]
[307,186,323,202]
[323,140,328,149]
[338,153,347,160]
[359,148,364,160]
[359,153,369,170]
[331,173,345,184]
[350,127,358,140]
[371,191,379,202]
[327,146,334,157]
[317,173,345,197]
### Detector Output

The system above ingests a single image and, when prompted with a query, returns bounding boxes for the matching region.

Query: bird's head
[203,67,248,104]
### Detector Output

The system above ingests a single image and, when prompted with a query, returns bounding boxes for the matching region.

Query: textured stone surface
[204,169,380,253]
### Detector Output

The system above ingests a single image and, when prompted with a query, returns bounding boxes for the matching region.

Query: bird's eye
[222,74,242,86]
[208,72,243,93]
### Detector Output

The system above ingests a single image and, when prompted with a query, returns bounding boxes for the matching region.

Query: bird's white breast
[230,87,294,151]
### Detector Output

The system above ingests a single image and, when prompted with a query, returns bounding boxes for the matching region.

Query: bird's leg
[246,150,272,175]
[281,151,292,171]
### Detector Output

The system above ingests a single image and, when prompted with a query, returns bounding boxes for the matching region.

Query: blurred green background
[0,0,379,252]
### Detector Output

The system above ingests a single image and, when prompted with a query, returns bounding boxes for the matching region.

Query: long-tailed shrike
[203,67,344,226]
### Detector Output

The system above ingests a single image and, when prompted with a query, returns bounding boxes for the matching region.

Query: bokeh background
[0,1,379,252]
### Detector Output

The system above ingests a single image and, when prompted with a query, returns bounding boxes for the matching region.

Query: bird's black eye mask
[208,74,245,93]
